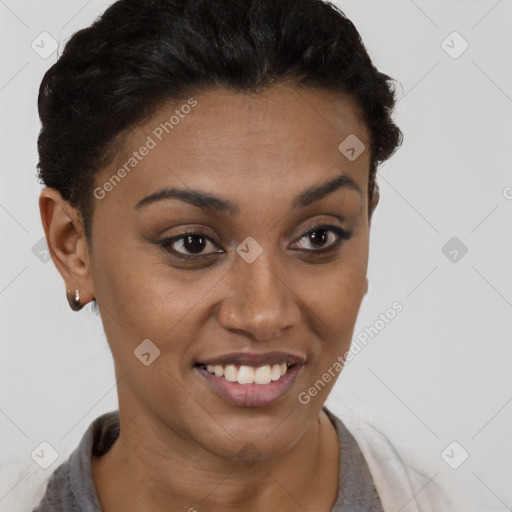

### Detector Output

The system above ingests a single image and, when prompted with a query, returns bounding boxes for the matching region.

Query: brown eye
[159,232,224,258]
[290,225,350,252]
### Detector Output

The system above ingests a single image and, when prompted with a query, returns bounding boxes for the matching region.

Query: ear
[39,188,95,308]
[369,181,380,220]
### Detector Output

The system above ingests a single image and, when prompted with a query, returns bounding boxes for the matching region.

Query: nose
[217,253,301,341]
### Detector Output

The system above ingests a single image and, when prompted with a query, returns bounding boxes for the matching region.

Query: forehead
[155,84,367,153]
[95,84,370,207]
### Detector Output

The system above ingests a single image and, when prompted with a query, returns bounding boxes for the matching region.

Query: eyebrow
[134,173,362,214]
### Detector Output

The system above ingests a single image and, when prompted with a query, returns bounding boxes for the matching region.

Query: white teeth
[224,364,238,382]
[254,365,272,385]
[271,364,281,381]
[237,365,255,384]
[203,362,291,384]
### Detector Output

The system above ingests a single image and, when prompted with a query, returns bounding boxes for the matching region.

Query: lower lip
[196,365,303,408]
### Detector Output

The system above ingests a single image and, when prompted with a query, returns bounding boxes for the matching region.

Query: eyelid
[158,223,349,259]
[290,224,349,251]
[159,231,223,258]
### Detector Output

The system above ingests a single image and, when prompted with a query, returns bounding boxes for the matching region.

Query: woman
[32,0,450,510]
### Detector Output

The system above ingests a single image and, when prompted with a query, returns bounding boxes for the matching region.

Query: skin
[39,82,379,512]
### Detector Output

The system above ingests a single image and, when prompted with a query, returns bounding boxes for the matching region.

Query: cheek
[312,235,368,322]
[319,272,366,354]
[300,256,368,401]
[90,240,221,358]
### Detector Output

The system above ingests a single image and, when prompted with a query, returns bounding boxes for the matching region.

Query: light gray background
[0,1,511,511]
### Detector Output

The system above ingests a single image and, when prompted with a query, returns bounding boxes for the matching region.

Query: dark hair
[36,0,402,249]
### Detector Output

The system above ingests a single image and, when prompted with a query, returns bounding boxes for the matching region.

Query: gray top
[32,408,384,511]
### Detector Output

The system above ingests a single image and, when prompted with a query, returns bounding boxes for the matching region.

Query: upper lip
[197,351,305,367]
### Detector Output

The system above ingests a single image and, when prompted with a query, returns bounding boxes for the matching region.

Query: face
[46,83,375,461]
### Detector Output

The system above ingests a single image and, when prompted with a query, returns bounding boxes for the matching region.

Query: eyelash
[158,224,351,261]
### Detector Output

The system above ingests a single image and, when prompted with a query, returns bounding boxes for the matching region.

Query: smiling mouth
[195,362,294,385]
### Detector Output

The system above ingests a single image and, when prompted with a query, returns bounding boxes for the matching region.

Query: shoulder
[2,456,74,512]
[20,410,119,512]
[1,461,54,512]
[325,406,455,512]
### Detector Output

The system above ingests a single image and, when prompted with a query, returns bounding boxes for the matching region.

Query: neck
[91,404,339,512]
